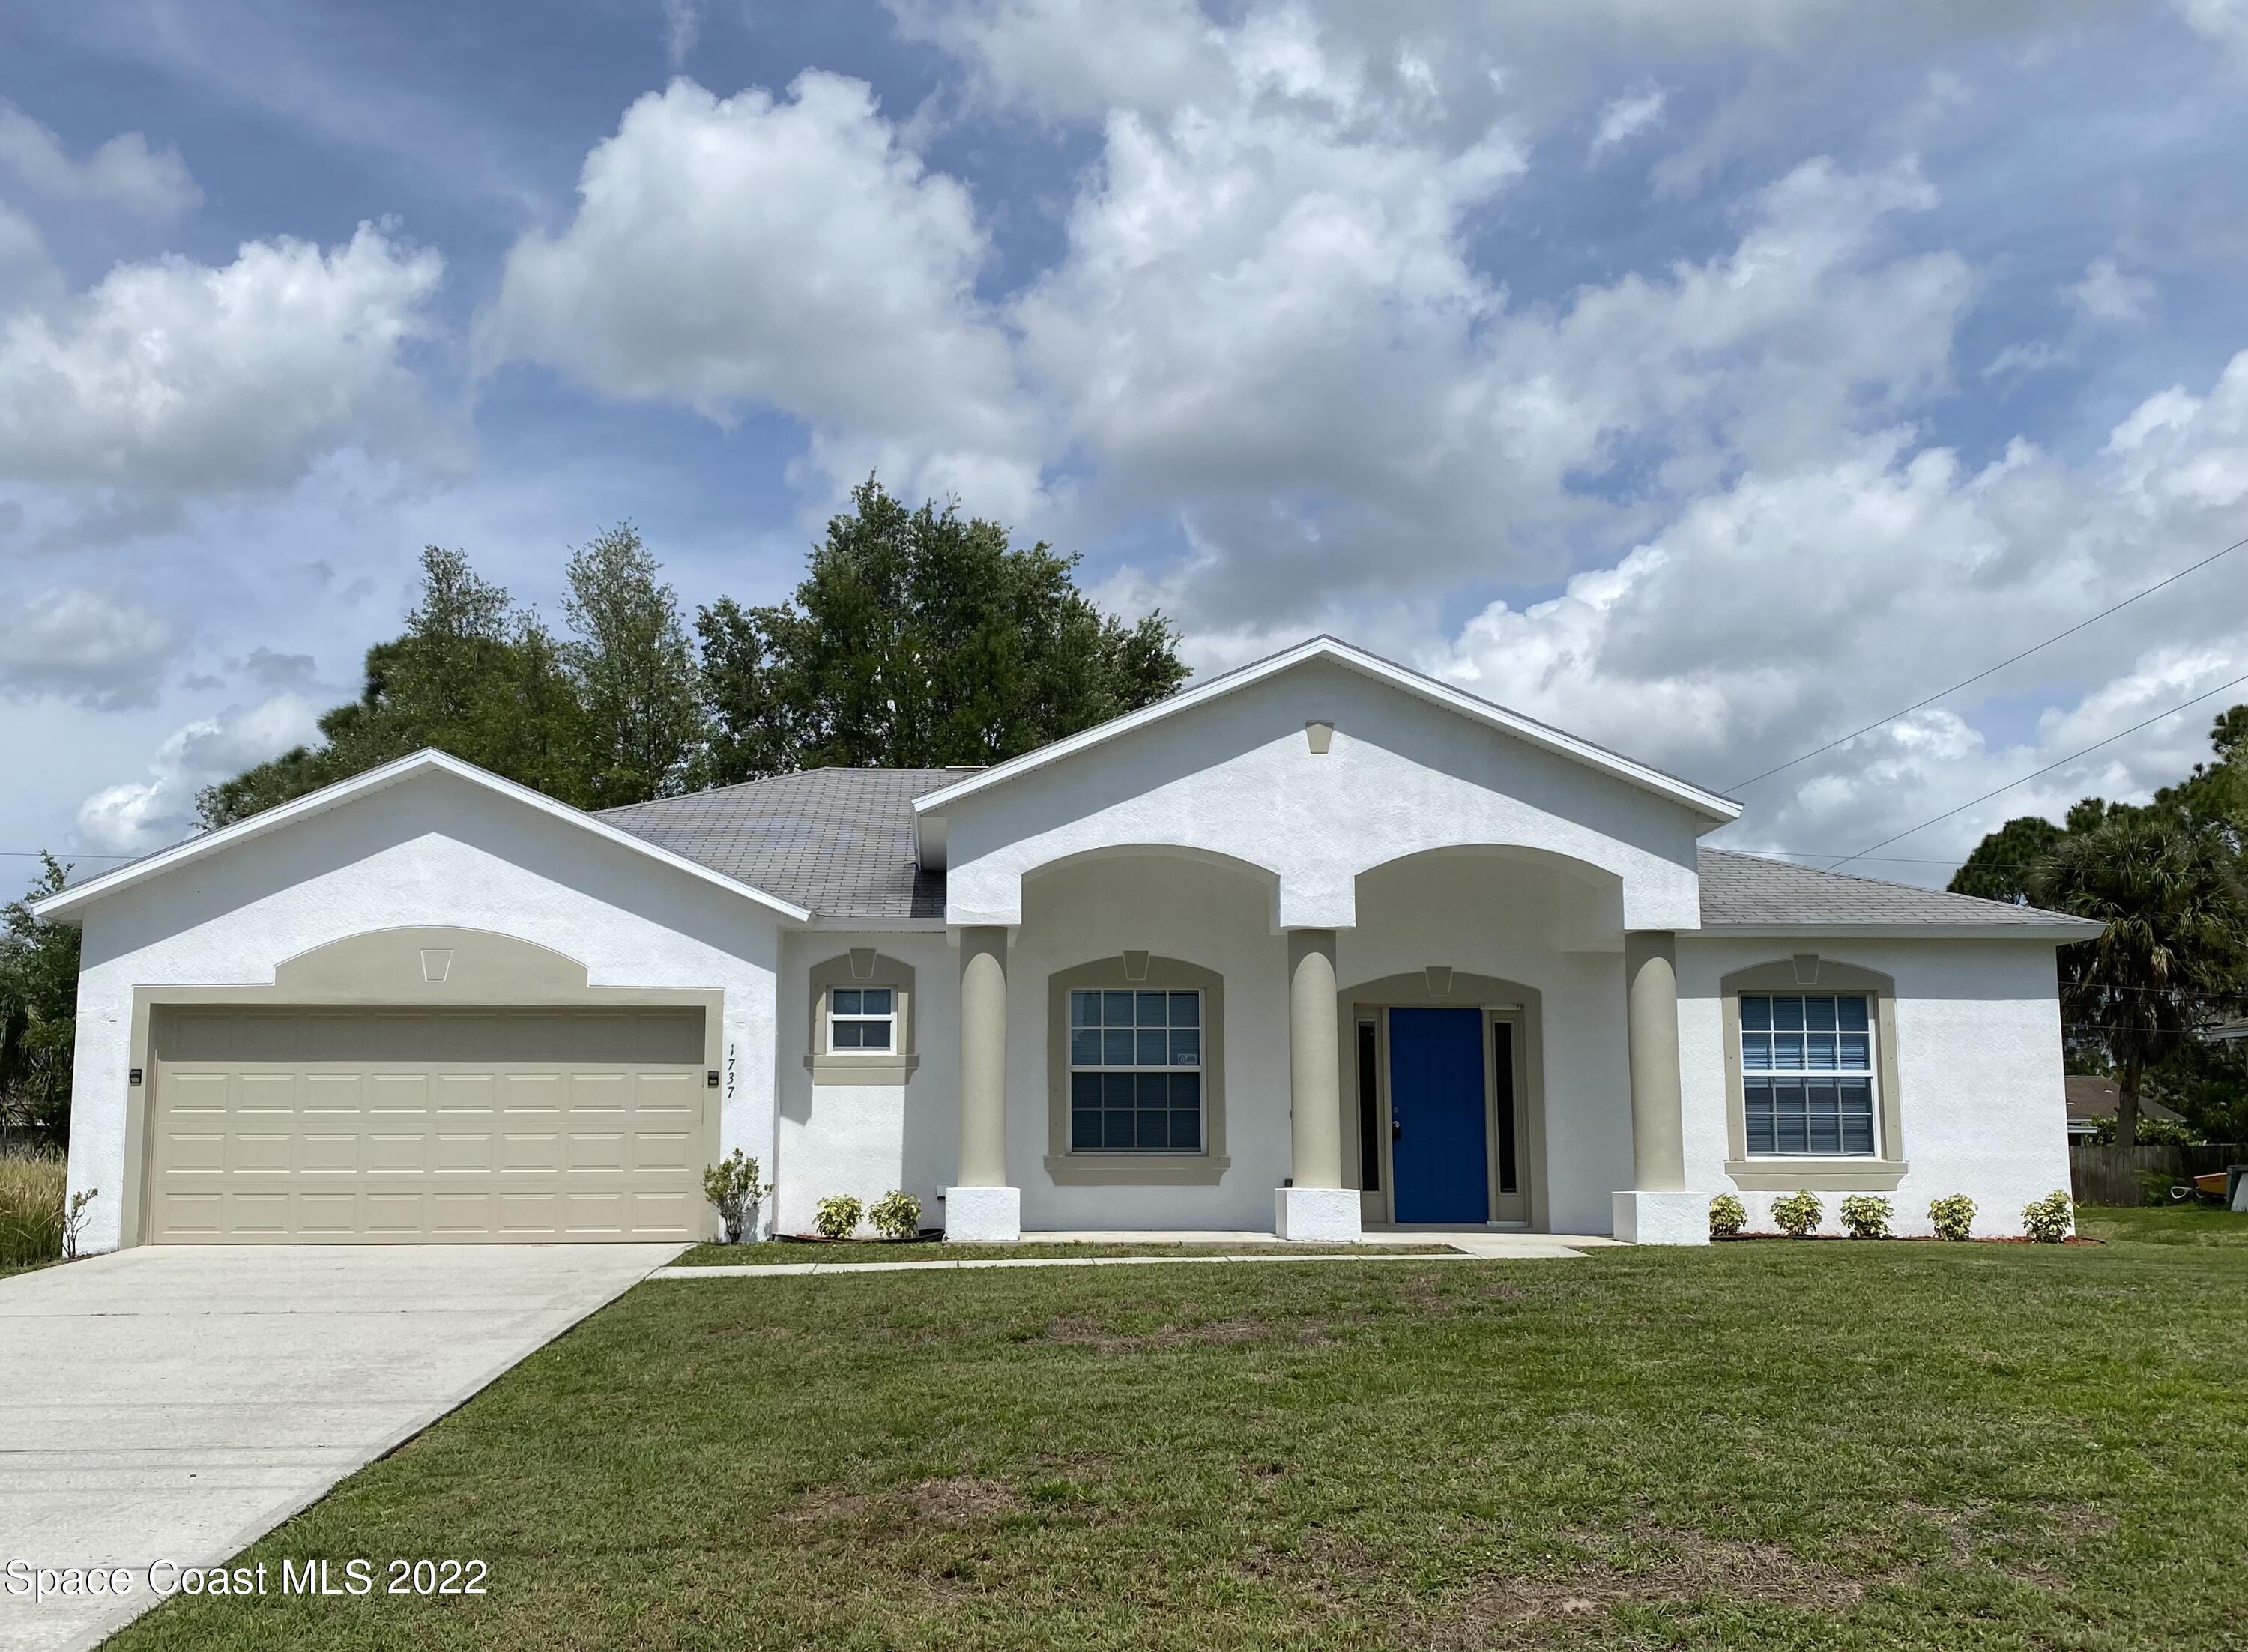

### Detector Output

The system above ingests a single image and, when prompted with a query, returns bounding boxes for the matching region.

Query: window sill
[1725,1158,1907,1192]
[1044,1153,1232,1187]
[805,1053,919,1087]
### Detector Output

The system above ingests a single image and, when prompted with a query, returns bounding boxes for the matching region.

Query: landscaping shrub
[0,1152,65,1268]
[1770,1189,1824,1238]
[701,1149,772,1244]
[1708,1193,1747,1238]
[2021,1188,2074,1243]
[1839,1193,1892,1239]
[1928,1193,1976,1241]
[868,1190,922,1240]
[813,1194,864,1240]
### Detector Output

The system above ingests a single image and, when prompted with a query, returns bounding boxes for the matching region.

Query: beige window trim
[806,952,919,1086]
[1720,958,1907,1192]
[1045,956,1229,1185]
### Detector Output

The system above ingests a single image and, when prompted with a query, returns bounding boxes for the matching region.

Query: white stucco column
[946,925,1020,1241]
[1277,927,1360,1241]
[1612,930,1707,1245]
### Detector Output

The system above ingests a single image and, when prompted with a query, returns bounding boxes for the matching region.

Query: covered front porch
[937,844,1705,1246]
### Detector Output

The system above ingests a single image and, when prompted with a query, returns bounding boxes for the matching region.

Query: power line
[1823,666,2248,871]
[1727,528,2248,793]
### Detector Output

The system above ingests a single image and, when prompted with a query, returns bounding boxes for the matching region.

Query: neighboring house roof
[908,637,1745,856]
[29,749,815,925]
[1693,848,2101,939]
[599,767,972,921]
[2063,1074,2181,1125]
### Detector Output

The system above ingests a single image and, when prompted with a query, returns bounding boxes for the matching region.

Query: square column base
[1612,1190,1711,1246]
[1275,1186,1362,1242]
[943,1185,1021,1242]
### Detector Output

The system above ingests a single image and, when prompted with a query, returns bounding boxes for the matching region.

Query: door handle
[1392,1119,1403,1140]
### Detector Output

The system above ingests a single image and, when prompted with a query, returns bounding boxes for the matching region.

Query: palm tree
[2030,808,2248,1146]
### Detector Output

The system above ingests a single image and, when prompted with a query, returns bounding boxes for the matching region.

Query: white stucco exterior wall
[773,931,958,1236]
[1676,937,2072,1238]
[61,769,785,1253]
[1008,854,1292,1231]
[937,661,1707,933]
[1340,855,1637,1236]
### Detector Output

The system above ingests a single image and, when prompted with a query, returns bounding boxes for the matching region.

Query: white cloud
[1430,349,2248,871]
[0,223,447,495]
[1015,28,1971,625]
[74,692,321,852]
[480,74,1034,509]
[2174,0,2248,63]
[2066,254,2156,327]
[0,102,201,220]
[1589,85,1666,160]
[886,0,1229,121]
[0,586,181,709]
[660,0,699,70]
[1983,339,2066,381]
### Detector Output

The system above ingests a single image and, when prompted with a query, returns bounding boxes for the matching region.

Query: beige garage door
[148,1006,711,1243]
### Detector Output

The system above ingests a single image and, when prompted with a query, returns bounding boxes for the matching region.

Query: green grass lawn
[112,1225,2248,1651]
[673,1240,1457,1265]
[2078,1202,2248,1247]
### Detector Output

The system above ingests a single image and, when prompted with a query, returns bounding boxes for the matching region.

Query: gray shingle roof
[1696,847,2087,929]
[604,771,2090,932]
[599,768,974,919]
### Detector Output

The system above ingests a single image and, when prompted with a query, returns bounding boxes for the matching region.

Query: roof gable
[909,638,1740,866]
[31,749,813,924]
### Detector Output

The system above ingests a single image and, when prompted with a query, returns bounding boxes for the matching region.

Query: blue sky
[4,0,2248,885]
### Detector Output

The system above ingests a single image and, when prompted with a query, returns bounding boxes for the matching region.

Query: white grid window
[1068,988,1203,1153]
[828,987,895,1052]
[1741,993,1876,1156]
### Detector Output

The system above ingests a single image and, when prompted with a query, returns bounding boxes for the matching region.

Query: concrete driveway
[0,1244,680,1652]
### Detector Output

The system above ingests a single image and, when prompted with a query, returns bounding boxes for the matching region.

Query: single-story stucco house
[35,636,2098,1252]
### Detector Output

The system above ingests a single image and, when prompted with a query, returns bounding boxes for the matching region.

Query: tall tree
[698,478,1188,782]
[563,524,704,806]
[1948,814,2065,904]
[0,855,79,1143]
[2030,808,2248,1146]
[199,535,707,827]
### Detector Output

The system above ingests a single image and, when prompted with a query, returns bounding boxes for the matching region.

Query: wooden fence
[2069,1142,2248,1207]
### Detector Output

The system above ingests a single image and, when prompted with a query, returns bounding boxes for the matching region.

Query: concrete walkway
[655,1231,1620,1278]
[0,1243,680,1652]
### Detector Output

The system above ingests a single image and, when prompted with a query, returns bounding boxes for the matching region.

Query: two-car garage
[145,1005,713,1243]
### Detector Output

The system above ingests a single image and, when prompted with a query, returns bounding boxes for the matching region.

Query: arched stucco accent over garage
[274,926,594,1001]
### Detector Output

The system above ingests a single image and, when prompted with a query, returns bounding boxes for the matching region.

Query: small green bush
[1708,1193,1747,1238]
[868,1190,922,1240]
[1838,1193,1892,1239]
[1770,1189,1823,1238]
[2020,1188,2073,1243]
[813,1194,864,1241]
[701,1149,772,1244]
[1928,1193,1976,1241]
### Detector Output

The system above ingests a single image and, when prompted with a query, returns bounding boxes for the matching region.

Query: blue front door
[1388,1008,1490,1223]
